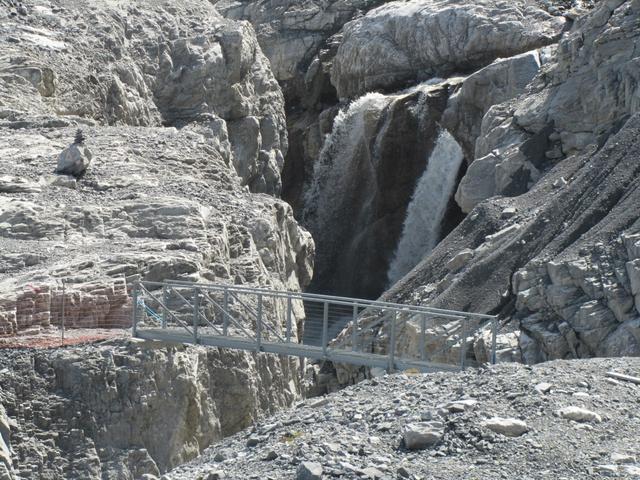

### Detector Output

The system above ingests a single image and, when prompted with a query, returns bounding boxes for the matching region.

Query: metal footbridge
[132,281,499,373]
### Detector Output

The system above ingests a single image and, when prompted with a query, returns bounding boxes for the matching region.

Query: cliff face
[0,1,314,478]
[0,340,302,479]
[384,0,640,363]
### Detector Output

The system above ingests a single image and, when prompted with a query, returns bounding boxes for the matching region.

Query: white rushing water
[302,92,390,229]
[387,129,464,285]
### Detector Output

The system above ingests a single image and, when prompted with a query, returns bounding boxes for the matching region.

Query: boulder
[402,422,444,449]
[331,0,565,99]
[557,406,602,423]
[55,143,93,177]
[482,417,529,437]
[296,461,323,480]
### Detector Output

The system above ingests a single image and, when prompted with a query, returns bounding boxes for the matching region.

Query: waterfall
[302,92,390,228]
[387,129,464,285]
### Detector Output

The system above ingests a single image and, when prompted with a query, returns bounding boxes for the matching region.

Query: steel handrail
[161,280,497,320]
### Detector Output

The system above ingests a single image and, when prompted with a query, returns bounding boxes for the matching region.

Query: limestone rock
[482,417,529,437]
[56,143,93,177]
[557,406,602,423]
[402,422,444,449]
[296,461,323,480]
[331,0,566,99]
[443,51,543,160]
[0,406,13,480]
[457,0,640,210]
[0,0,288,194]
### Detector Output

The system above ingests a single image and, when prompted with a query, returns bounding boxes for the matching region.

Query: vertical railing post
[162,284,168,329]
[223,287,229,336]
[491,316,499,365]
[388,311,396,373]
[420,314,427,362]
[131,282,138,337]
[61,280,66,343]
[256,294,263,351]
[322,302,329,356]
[286,295,292,343]
[193,287,200,343]
[351,303,358,352]
[460,318,468,370]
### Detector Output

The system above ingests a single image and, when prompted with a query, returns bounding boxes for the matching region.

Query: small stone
[534,382,553,394]
[246,436,263,447]
[611,453,636,464]
[264,450,278,461]
[213,452,226,462]
[397,466,411,478]
[446,249,474,272]
[360,467,384,479]
[296,461,323,480]
[200,471,225,480]
[557,406,602,423]
[482,418,529,437]
[402,423,443,450]
[501,207,517,218]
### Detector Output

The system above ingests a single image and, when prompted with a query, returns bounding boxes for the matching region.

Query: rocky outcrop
[0,125,313,337]
[331,0,567,100]
[169,358,640,479]
[212,0,384,104]
[386,112,640,363]
[442,50,546,163]
[0,340,302,478]
[0,0,287,194]
[456,0,640,212]
[0,1,315,477]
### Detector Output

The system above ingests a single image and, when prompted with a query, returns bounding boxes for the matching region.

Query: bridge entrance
[132,281,498,373]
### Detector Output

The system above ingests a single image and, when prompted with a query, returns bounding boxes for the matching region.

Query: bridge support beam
[388,312,396,373]
[322,302,329,356]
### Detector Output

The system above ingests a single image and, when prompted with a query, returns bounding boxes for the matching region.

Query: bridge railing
[132,281,499,371]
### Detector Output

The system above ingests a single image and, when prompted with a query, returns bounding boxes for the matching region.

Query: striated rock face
[0,340,302,478]
[386,112,640,363]
[456,0,640,212]
[331,0,567,100]
[0,126,313,337]
[212,0,384,104]
[0,0,287,194]
[0,1,315,478]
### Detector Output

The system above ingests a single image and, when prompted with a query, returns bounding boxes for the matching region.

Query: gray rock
[482,418,529,437]
[296,461,323,480]
[200,471,225,480]
[557,406,602,423]
[402,422,444,449]
[331,0,565,99]
[55,143,93,177]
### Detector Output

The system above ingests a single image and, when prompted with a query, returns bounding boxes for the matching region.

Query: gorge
[1,0,640,478]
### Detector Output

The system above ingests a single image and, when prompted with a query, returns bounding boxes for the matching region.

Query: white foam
[387,129,464,285]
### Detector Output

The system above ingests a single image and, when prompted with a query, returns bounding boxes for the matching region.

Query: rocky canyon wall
[0,1,314,478]
[382,0,640,363]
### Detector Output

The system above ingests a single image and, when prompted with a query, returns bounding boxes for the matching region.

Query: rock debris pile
[169,358,640,480]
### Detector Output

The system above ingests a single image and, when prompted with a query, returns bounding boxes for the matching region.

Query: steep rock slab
[212,0,384,103]
[457,0,640,211]
[331,0,566,100]
[0,340,302,478]
[0,0,287,194]
[0,125,313,338]
[382,113,640,363]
